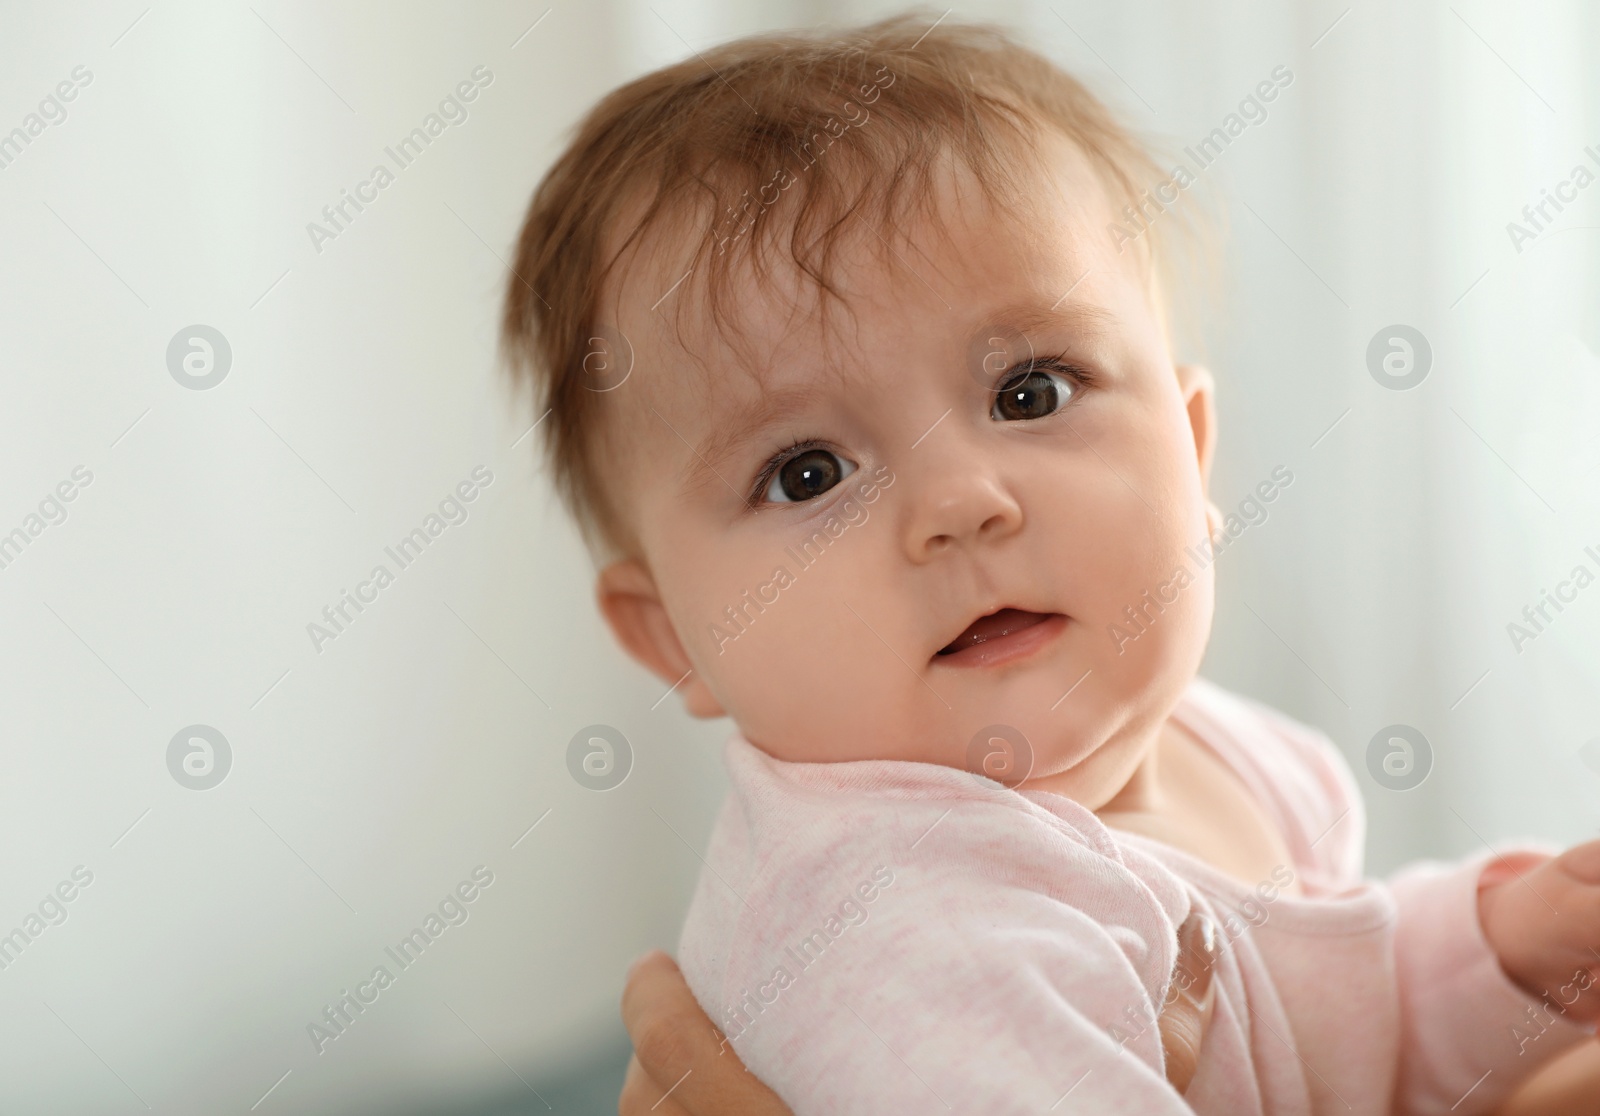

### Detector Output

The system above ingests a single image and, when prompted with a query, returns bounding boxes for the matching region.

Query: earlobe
[1175,363,1217,494]
[595,559,727,719]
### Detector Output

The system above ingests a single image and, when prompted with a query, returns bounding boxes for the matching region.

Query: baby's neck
[1087,718,1304,897]
[1020,715,1168,815]
[1092,732,1165,817]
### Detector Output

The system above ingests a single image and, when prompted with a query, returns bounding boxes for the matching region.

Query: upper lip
[932,604,1062,659]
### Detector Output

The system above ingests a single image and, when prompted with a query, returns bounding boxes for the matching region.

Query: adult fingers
[1159,910,1219,1094]
[620,949,792,1116]
[619,1053,691,1116]
[1493,1037,1600,1116]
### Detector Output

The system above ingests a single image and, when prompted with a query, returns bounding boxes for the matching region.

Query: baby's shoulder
[706,732,1124,895]
[677,735,1189,1022]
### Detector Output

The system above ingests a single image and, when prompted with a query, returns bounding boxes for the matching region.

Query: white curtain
[0,1,1594,1112]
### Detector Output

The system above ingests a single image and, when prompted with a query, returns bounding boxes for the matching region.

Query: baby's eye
[991,365,1079,422]
[762,447,856,504]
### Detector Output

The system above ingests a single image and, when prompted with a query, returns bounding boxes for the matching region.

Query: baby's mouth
[936,607,1059,657]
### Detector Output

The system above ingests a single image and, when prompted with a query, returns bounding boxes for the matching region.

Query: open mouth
[935,607,1066,666]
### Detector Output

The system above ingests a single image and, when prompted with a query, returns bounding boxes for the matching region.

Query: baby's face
[598,134,1217,807]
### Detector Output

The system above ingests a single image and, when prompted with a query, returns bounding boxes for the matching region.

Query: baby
[502,16,1600,1115]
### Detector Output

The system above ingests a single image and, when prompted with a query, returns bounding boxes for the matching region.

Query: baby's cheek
[1075,503,1214,705]
[681,562,858,755]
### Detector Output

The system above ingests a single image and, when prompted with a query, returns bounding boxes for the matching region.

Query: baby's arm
[713,914,1193,1114]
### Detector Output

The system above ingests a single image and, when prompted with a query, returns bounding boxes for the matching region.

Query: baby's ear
[596,558,726,719]
[1175,363,1217,494]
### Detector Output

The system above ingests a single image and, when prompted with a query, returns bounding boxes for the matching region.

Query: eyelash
[744,355,1097,507]
[747,437,831,508]
[996,354,1096,396]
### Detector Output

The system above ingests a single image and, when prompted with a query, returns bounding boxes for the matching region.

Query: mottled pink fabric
[677,677,1594,1114]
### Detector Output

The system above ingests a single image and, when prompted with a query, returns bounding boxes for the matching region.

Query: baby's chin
[731,584,1211,786]
[983,637,1206,802]
[740,680,1164,801]
[1016,729,1152,808]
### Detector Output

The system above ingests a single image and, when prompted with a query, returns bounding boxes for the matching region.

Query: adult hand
[618,950,791,1115]
[1491,1038,1600,1115]
[1478,843,1600,1025]
[1160,909,1220,1093]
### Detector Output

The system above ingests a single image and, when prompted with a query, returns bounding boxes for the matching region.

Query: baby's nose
[900,464,1023,562]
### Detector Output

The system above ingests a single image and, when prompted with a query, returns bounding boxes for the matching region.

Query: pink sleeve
[748,913,1201,1115]
[1388,846,1597,1115]
[689,786,1203,1115]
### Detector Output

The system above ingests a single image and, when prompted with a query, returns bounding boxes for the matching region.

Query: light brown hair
[501,13,1194,559]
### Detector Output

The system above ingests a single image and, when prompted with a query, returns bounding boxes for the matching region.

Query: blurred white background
[0,0,1596,1112]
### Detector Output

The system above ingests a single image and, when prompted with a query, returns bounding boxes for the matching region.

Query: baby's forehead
[607,131,1140,380]
[582,134,1164,528]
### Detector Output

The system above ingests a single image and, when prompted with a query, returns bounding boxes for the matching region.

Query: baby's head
[504,16,1223,808]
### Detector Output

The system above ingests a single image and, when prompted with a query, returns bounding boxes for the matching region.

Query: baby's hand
[1477,839,1600,1023]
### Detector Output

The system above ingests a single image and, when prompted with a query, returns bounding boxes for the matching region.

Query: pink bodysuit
[676,677,1596,1114]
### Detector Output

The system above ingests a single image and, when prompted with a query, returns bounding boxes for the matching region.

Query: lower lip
[932,613,1068,669]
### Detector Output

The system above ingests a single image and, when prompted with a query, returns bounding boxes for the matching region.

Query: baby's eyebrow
[691,382,820,481]
[990,301,1120,340]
